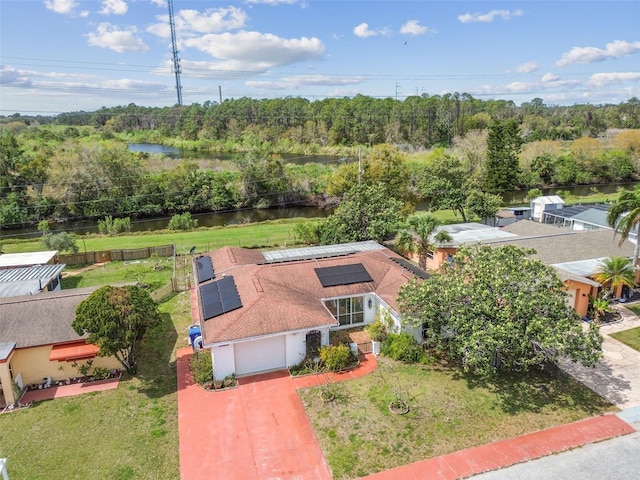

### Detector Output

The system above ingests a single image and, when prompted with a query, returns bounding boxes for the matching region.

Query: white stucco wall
[363,293,377,323]
[211,344,235,381]
[285,332,306,367]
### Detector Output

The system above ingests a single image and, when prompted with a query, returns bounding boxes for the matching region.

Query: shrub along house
[0,287,121,408]
[193,241,427,380]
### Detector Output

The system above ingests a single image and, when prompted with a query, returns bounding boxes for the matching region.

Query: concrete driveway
[177,349,332,480]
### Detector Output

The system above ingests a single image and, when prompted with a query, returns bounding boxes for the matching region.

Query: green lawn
[0,263,193,479]
[1,218,318,254]
[610,327,640,352]
[299,357,615,479]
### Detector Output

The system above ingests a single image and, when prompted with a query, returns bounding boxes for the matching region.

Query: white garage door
[234,335,286,376]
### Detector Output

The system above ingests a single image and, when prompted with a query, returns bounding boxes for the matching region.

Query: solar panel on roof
[391,258,430,280]
[199,275,243,320]
[315,263,373,288]
[202,298,224,319]
[195,256,215,283]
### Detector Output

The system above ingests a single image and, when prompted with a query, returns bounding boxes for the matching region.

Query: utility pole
[218,85,222,104]
[395,82,402,100]
[168,0,182,105]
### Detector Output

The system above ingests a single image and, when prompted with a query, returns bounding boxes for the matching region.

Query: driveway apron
[177,348,332,480]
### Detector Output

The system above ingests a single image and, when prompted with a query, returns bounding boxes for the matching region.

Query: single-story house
[0,287,121,408]
[194,241,427,380]
[422,223,519,271]
[0,250,58,269]
[0,263,66,298]
[425,220,637,317]
[541,203,639,240]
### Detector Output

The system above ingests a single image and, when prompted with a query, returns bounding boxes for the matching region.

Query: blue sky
[1,0,639,115]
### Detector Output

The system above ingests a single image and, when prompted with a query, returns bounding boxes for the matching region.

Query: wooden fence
[151,274,192,302]
[57,245,175,265]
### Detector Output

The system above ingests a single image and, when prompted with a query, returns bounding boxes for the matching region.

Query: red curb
[362,414,635,479]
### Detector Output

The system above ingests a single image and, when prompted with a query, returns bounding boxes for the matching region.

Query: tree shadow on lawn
[451,365,614,416]
[135,308,178,399]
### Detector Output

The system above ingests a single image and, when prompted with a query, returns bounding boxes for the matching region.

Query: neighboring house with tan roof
[426,220,638,317]
[193,241,426,380]
[0,287,120,408]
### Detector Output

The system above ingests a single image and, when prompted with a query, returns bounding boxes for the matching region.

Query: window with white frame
[324,297,364,326]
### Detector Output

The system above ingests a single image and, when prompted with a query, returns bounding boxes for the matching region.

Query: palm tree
[607,186,640,274]
[396,213,452,270]
[592,256,635,298]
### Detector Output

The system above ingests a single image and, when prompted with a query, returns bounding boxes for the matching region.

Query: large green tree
[320,182,404,244]
[607,185,640,272]
[417,149,469,221]
[73,285,160,374]
[326,144,412,205]
[484,119,523,193]
[397,245,602,376]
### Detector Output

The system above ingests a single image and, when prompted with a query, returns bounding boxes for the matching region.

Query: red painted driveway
[177,348,334,480]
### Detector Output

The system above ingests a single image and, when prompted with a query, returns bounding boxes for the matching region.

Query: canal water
[2,144,636,240]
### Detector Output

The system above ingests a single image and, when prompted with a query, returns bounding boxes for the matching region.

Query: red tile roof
[199,246,415,344]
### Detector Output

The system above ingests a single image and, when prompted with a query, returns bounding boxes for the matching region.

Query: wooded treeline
[5,94,640,147]
[1,94,640,230]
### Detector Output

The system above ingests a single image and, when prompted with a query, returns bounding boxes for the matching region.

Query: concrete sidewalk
[561,305,640,409]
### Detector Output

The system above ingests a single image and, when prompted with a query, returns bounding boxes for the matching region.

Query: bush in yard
[168,212,198,231]
[381,332,426,364]
[319,344,353,371]
[190,350,213,386]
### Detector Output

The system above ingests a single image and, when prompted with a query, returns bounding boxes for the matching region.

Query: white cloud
[148,7,248,38]
[86,23,149,53]
[43,0,78,14]
[458,9,523,23]
[0,66,33,87]
[353,23,377,38]
[515,62,539,73]
[588,72,640,87]
[474,74,579,97]
[556,40,640,67]
[245,75,364,90]
[183,31,324,70]
[100,0,128,16]
[400,20,428,36]
[150,0,165,7]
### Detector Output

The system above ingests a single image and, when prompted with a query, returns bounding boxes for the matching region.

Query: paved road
[472,429,640,480]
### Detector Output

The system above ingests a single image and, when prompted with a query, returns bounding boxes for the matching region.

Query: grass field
[0,263,192,480]
[299,357,615,479]
[0,218,318,254]
[610,326,640,353]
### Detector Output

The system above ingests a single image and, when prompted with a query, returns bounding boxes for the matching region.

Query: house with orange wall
[424,220,637,317]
